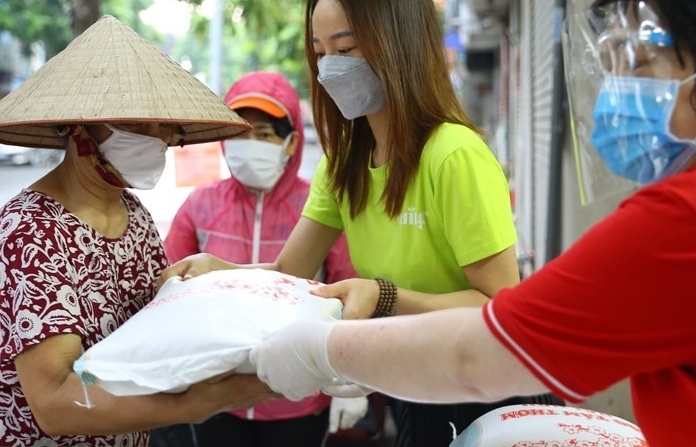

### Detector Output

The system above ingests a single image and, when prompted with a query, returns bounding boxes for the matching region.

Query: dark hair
[270,116,294,139]
[591,0,696,110]
[235,107,294,139]
[304,0,482,219]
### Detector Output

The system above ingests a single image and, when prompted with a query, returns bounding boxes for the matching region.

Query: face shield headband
[562,0,693,203]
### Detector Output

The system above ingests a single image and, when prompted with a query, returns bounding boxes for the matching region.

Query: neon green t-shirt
[302,123,516,294]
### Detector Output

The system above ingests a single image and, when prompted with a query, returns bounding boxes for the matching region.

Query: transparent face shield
[563,0,693,203]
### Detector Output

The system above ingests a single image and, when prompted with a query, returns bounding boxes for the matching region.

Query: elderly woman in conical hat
[0,15,275,447]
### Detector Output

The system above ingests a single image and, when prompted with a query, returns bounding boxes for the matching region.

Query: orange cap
[227,95,287,119]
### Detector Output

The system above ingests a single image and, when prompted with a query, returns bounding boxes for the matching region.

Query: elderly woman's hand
[156,253,238,290]
[184,373,281,423]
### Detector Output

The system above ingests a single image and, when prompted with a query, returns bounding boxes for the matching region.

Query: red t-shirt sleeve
[484,182,696,402]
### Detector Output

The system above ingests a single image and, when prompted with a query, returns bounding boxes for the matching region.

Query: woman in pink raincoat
[157,71,360,447]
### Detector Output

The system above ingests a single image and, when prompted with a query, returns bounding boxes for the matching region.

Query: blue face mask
[591,74,696,184]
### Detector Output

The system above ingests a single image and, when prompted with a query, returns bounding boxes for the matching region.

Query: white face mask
[224,136,291,191]
[99,124,168,190]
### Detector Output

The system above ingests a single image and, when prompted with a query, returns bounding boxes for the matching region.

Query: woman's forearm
[394,288,490,315]
[327,308,546,403]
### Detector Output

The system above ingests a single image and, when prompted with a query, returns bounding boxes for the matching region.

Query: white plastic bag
[73,269,342,397]
[450,404,646,447]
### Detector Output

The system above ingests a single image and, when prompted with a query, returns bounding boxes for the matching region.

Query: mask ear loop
[281,132,295,160]
[56,124,79,138]
[679,72,696,87]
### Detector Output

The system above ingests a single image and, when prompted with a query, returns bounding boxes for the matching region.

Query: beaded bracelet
[371,278,398,318]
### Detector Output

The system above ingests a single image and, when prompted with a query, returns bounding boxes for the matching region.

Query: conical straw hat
[0,15,250,148]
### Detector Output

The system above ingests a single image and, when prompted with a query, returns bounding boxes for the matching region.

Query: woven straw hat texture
[0,15,250,149]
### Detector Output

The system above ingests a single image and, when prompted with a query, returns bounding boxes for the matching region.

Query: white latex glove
[249,319,343,401]
[322,381,374,398]
[328,396,369,433]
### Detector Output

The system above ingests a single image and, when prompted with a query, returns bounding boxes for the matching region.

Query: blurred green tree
[183,0,308,97]
[0,0,73,58]
[0,0,161,57]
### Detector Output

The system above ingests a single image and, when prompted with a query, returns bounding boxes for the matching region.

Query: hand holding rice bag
[73,268,343,397]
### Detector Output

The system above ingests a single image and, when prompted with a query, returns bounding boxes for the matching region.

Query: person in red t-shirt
[159,1,696,447]
[0,15,271,447]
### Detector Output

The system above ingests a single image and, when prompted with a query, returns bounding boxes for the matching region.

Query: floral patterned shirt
[0,189,168,447]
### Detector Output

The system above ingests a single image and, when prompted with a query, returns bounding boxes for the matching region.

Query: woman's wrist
[371,278,398,318]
